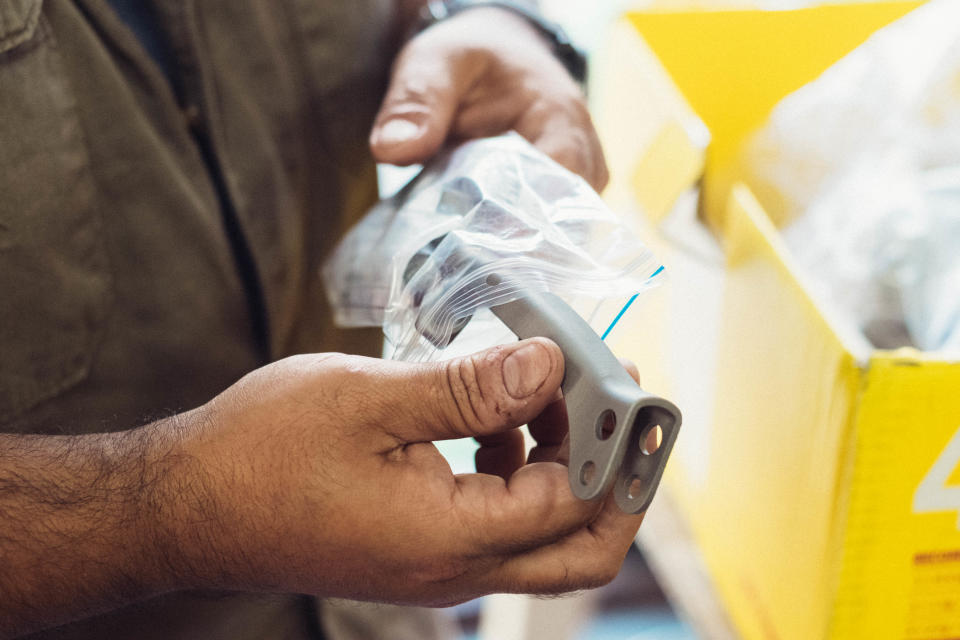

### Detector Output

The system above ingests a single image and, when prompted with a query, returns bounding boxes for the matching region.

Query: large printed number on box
[913,425,960,529]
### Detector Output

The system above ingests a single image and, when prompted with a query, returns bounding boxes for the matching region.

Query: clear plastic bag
[738,0,960,353]
[323,133,664,361]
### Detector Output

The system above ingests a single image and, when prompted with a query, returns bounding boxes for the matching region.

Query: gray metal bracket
[492,290,681,514]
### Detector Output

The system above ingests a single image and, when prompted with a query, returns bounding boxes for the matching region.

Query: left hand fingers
[370,7,609,191]
[509,94,610,192]
[368,42,467,167]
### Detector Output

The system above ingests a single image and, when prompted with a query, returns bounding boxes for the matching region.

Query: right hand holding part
[151,338,645,606]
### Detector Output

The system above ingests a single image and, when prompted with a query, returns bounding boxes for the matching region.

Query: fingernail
[375,118,422,147]
[502,343,551,399]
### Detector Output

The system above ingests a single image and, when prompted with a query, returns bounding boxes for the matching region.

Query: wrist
[127,410,227,593]
[414,0,586,83]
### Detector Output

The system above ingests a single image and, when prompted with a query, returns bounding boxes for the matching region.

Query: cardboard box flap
[626,2,923,228]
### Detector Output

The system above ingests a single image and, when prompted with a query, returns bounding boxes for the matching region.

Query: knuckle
[542,560,582,594]
[537,126,594,182]
[553,553,622,592]
[383,45,459,113]
[442,357,483,432]
[451,349,517,432]
[284,351,346,370]
[384,77,436,111]
[307,354,357,393]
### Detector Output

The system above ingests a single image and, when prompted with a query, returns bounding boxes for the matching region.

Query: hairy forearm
[0,420,192,638]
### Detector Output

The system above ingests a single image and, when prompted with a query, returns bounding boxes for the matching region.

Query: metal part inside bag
[322,133,680,513]
[322,132,664,362]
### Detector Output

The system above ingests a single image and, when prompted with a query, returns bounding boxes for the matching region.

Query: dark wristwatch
[414,0,588,84]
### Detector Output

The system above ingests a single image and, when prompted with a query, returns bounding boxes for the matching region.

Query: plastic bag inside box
[740,0,960,353]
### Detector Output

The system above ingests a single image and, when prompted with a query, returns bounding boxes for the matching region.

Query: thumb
[381,338,565,444]
[370,41,471,166]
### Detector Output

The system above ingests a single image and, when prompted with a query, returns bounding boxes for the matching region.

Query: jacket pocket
[0,1,112,423]
[0,0,43,53]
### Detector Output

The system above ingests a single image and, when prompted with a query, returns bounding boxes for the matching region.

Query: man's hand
[0,338,643,638]
[169,338,641,605]
[370,7,609,191]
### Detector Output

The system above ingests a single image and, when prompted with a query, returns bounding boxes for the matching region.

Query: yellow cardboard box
[594,3,960,639]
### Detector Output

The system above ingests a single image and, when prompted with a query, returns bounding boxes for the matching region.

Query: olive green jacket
[0,1,447,638]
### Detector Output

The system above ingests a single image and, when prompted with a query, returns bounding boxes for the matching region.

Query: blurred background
[426,1,960,639]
